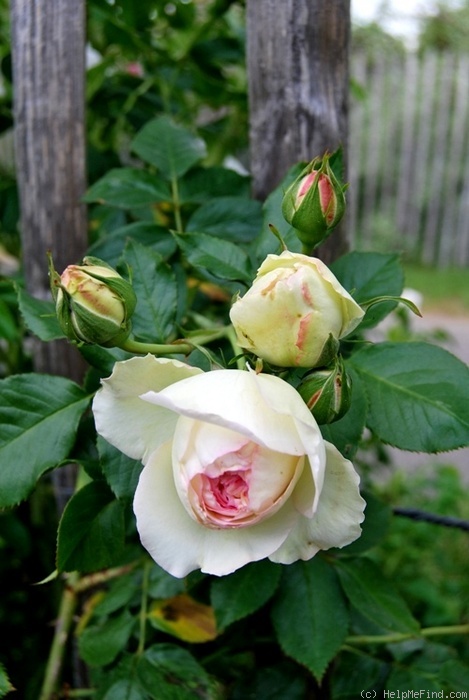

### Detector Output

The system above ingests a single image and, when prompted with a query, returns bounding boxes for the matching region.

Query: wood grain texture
[11,0,87,381]
[246,0,350,262]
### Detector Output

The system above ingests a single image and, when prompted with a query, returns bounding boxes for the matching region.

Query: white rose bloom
[230,251,364,368]
[93,355,365,578]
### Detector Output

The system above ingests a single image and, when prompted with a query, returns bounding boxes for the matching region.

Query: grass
[403,264,469,316]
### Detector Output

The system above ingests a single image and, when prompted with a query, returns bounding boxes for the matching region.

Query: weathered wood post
[10,0,88,510]
[247,0,351,263]
[10,0,88,383]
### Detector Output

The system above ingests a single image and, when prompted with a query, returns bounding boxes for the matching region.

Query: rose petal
[93,355,203,462]
[133,441,299,577]
[257,251,364,338]
[269,441,365,564]
[172,417,305,524]
[141,369,325,507]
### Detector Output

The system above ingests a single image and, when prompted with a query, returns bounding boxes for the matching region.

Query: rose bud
[49,255,137,347]
[281,153,346,248]
[229,251,364,368]
[297,356,352,424]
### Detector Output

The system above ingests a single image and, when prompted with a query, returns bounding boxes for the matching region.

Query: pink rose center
[189,442,258,528]
[201,471,249,514]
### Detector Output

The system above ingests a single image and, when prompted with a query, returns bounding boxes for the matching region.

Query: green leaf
[97,436,143,500]
[137,644,220,700]
[87,222,177,268]
[57,481,126,573]
[320,369,368,460]
[148,563,185,600]
[83,168,171,208]
[123,240,178,343]
[179,166,250,204]
[79,345,131,377]
[0,375,89,507]
[253,163,304,263]
[340,492,392,555]
[439,659,469,692]
[186,197,262,243]
[231,663,308,700]
[386,666,440,694]
[93,571,139,617]
[211,560,282,630]
[174,231,252,284]
[0,299,18,341]
[0,662,14,698]
[336,558,419,633]
[348,342,469,452]
[17,287,64,341]
[331,252,404,330]
[331,651,385,699]
[271,557,349,682]
[102,680,146,700]
[131,116,207,180]
[78,609,135,667]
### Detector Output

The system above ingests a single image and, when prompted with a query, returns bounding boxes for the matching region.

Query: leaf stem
[119,337,193,356]
[38,572,80,700]
[73,561,141,594]
[346,623,469,646]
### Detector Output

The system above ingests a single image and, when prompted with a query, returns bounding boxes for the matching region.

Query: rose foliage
[1,118,468,698]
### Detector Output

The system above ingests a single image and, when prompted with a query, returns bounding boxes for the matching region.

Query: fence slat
[349,51,469,268]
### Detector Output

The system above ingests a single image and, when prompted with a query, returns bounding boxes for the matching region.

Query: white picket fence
[349,51,469,267]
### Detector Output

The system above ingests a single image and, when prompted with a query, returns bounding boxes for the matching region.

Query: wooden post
[11,0,88,512]
[10,0,87,384]
[246,0,351,263]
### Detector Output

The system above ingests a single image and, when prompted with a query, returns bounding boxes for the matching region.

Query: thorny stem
[346,623,469,646]
[38,573,80,700]
[38,563,140,699]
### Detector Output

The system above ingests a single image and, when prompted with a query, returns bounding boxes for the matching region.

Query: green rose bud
[49,255,137,347]
[297,356,352,424]
[281,152,346,249]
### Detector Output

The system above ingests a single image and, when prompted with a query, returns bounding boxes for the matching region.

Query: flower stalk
[345,623,469,646]
[119,337,194,356]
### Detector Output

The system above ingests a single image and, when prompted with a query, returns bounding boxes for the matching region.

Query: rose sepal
[297,355,352,424]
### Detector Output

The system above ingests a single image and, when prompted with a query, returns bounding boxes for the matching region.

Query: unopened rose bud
[297,356,352,424]
[49,255,137,347]
[282,152,346,249]
[229,251,364,368]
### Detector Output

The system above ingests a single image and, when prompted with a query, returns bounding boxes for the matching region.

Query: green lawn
[403,265,469,315]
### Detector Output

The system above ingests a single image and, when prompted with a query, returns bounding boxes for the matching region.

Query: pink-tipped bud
[282,150,346,249]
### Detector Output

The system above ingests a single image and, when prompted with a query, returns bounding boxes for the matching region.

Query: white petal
[257,251,364,338]
[92,355,202,462]
[141,369,325,508]
[172,417,304,523]
[133,441,299,578]
[269,442,365,564]
[143,369,319,454]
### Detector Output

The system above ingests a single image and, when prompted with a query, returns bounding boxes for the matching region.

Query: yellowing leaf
[148,594,217,643]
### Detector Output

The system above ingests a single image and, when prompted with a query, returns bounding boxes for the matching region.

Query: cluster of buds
[281,152,346,249]
[297,356,352,425]
[49,255,137,347]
